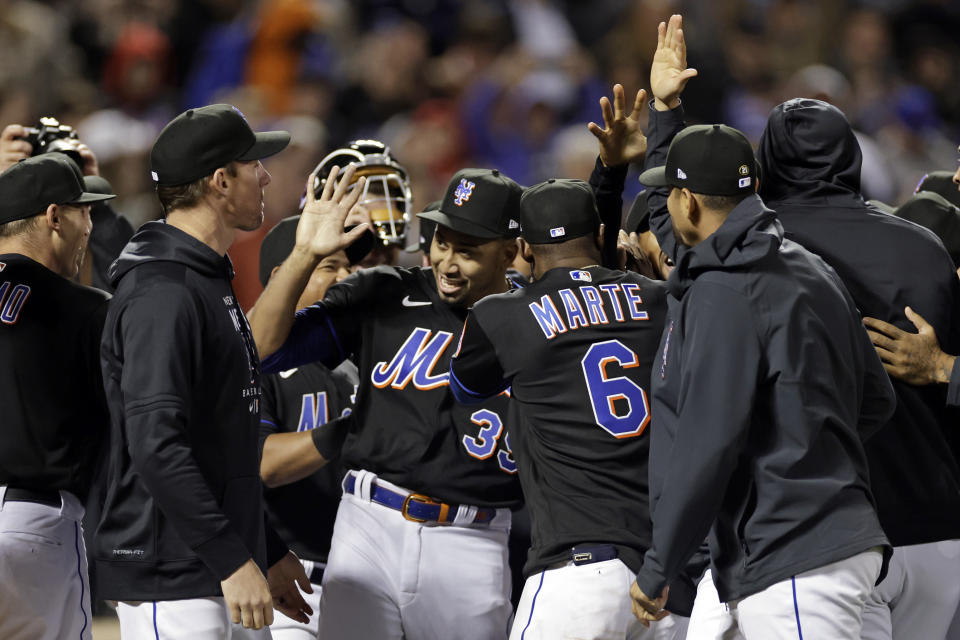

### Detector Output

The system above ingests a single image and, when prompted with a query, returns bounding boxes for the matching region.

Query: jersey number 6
[581,339,650,438]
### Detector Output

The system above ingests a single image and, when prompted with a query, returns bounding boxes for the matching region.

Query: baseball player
[630,16,895,639]
[248,165,524,640]
[233,214,372,640]
[0,153,115,640]
[95,104,317,638]
[757,91,960,640]
[448,178,692,640]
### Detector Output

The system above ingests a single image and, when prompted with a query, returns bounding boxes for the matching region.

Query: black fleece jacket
[758,99,960,547]
[96,221,286,600]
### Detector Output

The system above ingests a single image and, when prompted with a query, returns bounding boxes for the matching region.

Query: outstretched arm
[248,165,368,358]
[644,15,698,262]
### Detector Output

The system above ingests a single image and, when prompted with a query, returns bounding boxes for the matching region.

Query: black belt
[308,563,325,584]
[571,544,619,566]
[4,487,62,508]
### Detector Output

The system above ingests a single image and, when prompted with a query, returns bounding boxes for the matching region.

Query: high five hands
[650,15,698,111]
[297,164,370,259]
[588,84,648,167]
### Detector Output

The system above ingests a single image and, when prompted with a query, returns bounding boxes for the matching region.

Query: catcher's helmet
[306,140,413,246]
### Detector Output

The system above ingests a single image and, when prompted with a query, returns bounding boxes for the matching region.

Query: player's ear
[44,203,61,231]
[595,225,604,253]
[210,168,230,195]
[518,237,534,264]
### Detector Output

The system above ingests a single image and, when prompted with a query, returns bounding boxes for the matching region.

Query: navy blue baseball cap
[519,179,600,244]
[639,124,757,196]
[151,104,291,186]
[418,169,521,239]
[0,153,116,225]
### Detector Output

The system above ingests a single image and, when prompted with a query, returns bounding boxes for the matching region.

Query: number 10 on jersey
[581,340,650,438]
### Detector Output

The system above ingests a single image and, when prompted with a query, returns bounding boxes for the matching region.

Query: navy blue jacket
[757,99,960,547]
[96,222,285,600]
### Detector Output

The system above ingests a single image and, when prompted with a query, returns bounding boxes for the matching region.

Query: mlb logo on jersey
[454,179,476,206]
[739,177,751,188]
[550,226,566,238]
[570,270,592,282]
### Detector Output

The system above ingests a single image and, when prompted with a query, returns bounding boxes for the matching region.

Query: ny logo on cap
[677,168,687,180]
[454,179,476,206]
[550,226,566,238]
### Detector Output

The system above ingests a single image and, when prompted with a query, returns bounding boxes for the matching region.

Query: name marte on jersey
[529,282,650,340]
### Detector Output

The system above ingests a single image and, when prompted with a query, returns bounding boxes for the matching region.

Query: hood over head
[757,98,862,203]
[108,220,233,287]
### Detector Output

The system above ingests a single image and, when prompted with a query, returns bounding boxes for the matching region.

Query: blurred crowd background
[3,0,958,308]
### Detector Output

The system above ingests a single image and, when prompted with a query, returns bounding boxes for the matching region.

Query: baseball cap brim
[72,175,116,204]
[237,131,292,162]
[417,209,500,239]
[638,166,669,188]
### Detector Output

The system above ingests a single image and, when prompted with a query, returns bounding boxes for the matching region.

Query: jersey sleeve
[258,375,281,454]
[261,268,383,374]
[449,310,510,404]
[118,284,252,580]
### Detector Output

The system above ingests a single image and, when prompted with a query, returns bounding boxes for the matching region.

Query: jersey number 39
[581,339,650,438]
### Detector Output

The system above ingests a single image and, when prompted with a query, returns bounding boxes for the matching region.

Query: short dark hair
[698,191,750,213]
[156,162,239,215]
[0,214,42,238]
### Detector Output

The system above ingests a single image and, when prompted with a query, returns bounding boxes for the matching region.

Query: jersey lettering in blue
[528,283,649,340]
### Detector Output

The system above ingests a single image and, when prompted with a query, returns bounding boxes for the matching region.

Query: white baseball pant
[117,597,273,639]
[0,486,91,640]
[861,540,960,640]
[317,470,513,640]
[510,557,689,640]
[685,548,882,640]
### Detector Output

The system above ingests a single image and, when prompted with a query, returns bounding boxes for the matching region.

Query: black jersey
[0,254,110,502]
[259,362,355,562]
[449,265,667,576]
[261,266,521,508]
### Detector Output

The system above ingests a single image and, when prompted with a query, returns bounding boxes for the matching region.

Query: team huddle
[2,13,960,640]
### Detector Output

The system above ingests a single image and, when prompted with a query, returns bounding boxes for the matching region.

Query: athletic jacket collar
[668,193,781,298]
[108,220,234,286]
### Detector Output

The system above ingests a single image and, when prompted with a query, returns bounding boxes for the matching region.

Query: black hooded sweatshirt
[634,190,893,602]
[96,221,285,600]
[757,99,960,547]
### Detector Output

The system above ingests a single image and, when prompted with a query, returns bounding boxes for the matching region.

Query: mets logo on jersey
[454,179,476,206]
[371,327,452,390]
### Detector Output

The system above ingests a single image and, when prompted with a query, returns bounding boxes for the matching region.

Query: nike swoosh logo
[279,368,298,378]
[402,296,432,307]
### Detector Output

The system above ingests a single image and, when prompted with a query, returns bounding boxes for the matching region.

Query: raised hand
[297,164,370,259]
[650,15,698,111]
[588,84,648,166]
